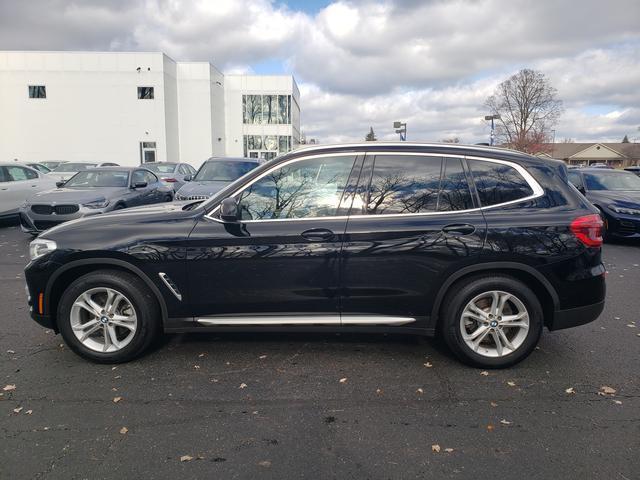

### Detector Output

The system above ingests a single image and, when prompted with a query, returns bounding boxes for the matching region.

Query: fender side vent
[158,272,182,301]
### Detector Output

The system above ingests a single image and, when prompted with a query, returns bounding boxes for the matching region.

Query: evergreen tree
[622,135,630,143]
[365,127,377,141]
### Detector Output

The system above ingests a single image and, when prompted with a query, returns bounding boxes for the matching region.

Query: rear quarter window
[468,160,534,207]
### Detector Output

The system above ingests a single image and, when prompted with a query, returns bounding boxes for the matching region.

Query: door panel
[186,153,361,319]
[340,154,487,323]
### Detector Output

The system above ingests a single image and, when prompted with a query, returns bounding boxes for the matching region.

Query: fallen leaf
[376,388,383,395]
[444,448,454,453]
[431,444,441,453]
[487,424,495,432]
[258,460,272,467]
[111,366,117,371]
[416,388,424,394]
[614,316,621,320]
[490,401,498,407]
[180,455,193,462]
[627,324,636,328]
[3,385,16,392]
[339,378,347,384]
[6,350,15,354]
[114,375,122,379]
[613,400,623,405]
[600,386,616,395]
[480,371,489,376]
[507,381,516,387]
[112,387,118,391]
[198,353,206,358]
[113,396,123,403]
[119,427,128,434]
[239,383,247,389]
[193,365,200,369]
[565,387,576,394]
[500,419,512,425]
[259,355,267,359]
[13,407,23,414]
[25,409,33,415]
[424,362,433,368]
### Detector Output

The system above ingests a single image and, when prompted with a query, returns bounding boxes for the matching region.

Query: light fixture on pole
[484,115,500,146]
[393,121,407,141]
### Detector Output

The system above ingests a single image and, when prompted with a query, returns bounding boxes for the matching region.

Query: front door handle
[301,228,335,242]
[442,223,476,235]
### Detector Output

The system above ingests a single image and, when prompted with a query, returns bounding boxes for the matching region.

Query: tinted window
[584,171,640,191]
[567,171,583,188]
[132,170,147,185]
[366,155,441,214]
[6,166,38,181]
[237,155,355,220]
[178,165,189,175]
[196,161,258,182]
[144,171,158,184]
[438,157,473,211]
[65,170,129,188]
[468,160,533,206]
[0,167,8,183]
[146,163,177,174]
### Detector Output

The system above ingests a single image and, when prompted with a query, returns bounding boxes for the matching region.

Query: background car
[175,157,260,200]
[40,161,67,170]
[0,163,58,221]
[47,162,120,181]
[624,166,640,176]
[568,167,640,239]
[20,167,173,234]
[25,163,52,174]
[143,162,196,191]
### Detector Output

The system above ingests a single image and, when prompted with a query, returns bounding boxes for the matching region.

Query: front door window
[236,155,356,220]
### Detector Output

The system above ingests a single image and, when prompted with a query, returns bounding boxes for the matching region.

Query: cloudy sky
[1,0,639,144]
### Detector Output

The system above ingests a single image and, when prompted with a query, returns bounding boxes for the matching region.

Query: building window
[242,94,291,124]
[28,85,46,99]
[243,135,292,159]
[140,141,157,163]
[137,87,154,99]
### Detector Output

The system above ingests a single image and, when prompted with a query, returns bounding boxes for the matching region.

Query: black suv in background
[24,143,605,368]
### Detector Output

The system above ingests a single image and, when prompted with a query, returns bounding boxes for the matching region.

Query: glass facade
[243,94,292,124]
[244,135,293,159]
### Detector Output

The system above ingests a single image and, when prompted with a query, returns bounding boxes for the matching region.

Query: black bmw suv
[24,143,606,368]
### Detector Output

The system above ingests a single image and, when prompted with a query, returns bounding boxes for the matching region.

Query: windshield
[64,170,130,188]
[145,163,177,174]
[584,171,640,191]
[29,164,51,173]
[195,161,257,182]
[53,162,97,172]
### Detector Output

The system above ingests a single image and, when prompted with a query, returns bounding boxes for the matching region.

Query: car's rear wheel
[57,270,161,363]
[441,275,543,368]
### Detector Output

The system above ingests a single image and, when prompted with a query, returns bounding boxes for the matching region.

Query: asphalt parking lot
[0,225,638,479]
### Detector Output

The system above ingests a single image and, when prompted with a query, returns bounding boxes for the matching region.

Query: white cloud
[0,0,639,143]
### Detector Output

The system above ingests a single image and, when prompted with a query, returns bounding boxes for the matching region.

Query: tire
[57,270,161,363]
[440,274,543,368]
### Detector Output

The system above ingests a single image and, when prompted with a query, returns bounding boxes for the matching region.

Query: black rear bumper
[549,300,605,331]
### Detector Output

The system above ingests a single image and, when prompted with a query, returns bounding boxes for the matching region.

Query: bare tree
[485,69,563,153]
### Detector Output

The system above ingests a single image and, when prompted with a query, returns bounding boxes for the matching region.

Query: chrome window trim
[204,151,544,224]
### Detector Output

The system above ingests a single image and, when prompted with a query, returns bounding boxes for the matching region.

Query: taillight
[570,214,603,248]
[162,177,177,183]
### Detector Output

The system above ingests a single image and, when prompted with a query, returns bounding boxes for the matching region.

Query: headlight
[609,205,640,215]
[29,238,57,261]
[82,199,110,209]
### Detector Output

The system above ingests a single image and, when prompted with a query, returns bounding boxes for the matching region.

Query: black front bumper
[549,300,605,331]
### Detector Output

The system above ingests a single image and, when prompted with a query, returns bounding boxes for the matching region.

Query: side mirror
[56,181,65,188]
[184,175,192,182]
[220,197,239,222]
[133,181,148,189]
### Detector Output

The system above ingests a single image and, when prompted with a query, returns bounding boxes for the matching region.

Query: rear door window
[467,159,533,207]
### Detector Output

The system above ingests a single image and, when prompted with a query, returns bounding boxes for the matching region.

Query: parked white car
[0,163,58,220]
[47,162,120,181]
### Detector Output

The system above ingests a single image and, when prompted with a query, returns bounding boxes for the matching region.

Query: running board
[196,315,416,326]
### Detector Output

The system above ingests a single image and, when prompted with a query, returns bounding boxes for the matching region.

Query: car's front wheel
[441,275,543,368]
[57,270,161,363]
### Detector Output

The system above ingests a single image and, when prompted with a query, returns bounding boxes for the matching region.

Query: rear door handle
[442,223,476,235]
[301,228,335,242]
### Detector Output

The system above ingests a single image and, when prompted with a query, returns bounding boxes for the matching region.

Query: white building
[0,51,300,166]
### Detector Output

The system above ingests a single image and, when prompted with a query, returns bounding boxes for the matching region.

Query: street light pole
[393,121,407,141]
[484,114,500,146]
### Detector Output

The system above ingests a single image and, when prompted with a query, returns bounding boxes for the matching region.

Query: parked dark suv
[24,143,606,368]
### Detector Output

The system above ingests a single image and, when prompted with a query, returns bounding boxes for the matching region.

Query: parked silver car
[20,167,173,234]
[47,162,120,181]
[175,157,260,200]
[143,162,197,191]
[0,163,58,220]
